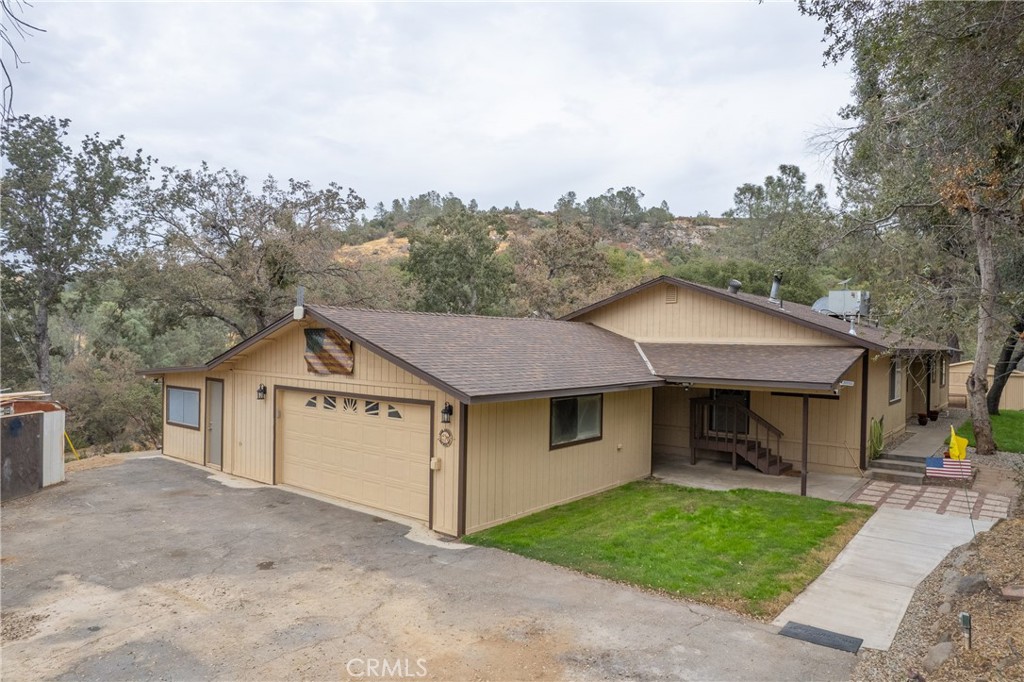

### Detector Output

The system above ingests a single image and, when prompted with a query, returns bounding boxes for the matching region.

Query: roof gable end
[564,275,946,353]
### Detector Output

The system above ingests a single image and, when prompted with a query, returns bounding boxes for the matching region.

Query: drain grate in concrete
[778,621,862,653]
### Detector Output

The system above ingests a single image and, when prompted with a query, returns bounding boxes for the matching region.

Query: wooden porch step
[753,453,790,476]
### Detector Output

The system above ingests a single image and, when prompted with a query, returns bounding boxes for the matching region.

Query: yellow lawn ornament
[949,425,968,461]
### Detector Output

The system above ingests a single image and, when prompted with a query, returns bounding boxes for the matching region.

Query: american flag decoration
[925,456,972,479]
[304,328,354,376]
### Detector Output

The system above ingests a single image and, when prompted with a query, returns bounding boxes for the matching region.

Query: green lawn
[956,410,1024,453]
[464,481,873,618]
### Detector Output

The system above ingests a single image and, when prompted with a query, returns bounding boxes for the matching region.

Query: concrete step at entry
[869,458,926,474]
[880,451,934,464]
[866,469,925,485]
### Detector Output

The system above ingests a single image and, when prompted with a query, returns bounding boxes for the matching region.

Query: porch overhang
[639,343,866,394]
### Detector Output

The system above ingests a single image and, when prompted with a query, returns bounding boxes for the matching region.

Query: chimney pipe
[768,271,783,304]
[293,285,306,320]
[727,279,742,294]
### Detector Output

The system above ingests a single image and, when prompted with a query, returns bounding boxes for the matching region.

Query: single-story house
[143,275,949,536]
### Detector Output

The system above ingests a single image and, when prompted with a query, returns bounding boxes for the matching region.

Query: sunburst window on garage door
[343,397,358,413]
[305,396,318,408]
[365,401,379,416]
[387,404,403,419]
[323,395,337,410]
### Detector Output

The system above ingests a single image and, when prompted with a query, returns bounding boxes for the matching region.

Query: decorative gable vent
[665,287,678,304]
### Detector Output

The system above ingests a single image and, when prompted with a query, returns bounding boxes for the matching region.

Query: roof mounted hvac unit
[825,289,870,318]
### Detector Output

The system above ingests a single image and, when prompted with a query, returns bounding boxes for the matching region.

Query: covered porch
[640,343,869,489]
[652,456,867,502]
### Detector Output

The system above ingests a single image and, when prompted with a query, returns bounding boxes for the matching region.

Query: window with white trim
[889,358,902,403]
[166,387,200,428]
[550,394,602,449]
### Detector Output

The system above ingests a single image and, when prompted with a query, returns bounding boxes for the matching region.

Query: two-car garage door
[279,390,430,521]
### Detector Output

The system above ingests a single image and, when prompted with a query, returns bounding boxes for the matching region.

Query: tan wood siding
[161,374,205,464]
[465,389,652,533]
[751,362,863,474]
[163,323,462,536]
[576,282,838,345]
[866,353,907,442]
[652,386,709,458]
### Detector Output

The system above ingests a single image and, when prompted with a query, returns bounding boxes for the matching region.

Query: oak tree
[801,0,1024,454]
[1,115,148,391]
[135,164,365,338]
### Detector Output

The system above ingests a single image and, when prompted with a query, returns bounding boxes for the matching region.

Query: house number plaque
[438,428,453,447]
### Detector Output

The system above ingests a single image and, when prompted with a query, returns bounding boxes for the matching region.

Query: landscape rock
[923,641,955,673]
[938,602,952,615]
[1000,585,1024,601]
[939,569,961,597]
[955,574,988,595]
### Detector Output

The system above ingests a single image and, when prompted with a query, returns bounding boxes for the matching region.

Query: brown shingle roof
[565,275,951,353]
[306,306,660,403]
[640,343,865,392]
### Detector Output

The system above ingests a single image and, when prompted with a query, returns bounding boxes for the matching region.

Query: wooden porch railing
[689,398,791,475]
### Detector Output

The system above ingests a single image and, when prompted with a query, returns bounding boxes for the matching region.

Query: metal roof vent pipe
[768,271,783,304]
[727,279,742,294]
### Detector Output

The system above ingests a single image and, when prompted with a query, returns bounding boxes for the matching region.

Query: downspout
[457,402,469,537]
[801,394,809,497]
[859,352,869,471]
[635,342,658,477]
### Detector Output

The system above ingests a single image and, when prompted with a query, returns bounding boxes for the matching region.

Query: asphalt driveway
[1,456,856,681]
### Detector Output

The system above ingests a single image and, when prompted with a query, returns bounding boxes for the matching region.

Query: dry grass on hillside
[336,232,515,266]
[335,235,411,264]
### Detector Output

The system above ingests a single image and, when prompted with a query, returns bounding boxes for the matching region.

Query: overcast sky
[10,1,853,216]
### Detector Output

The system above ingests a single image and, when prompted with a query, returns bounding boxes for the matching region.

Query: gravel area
[967,446,1024,471]
[852,519,1024,682]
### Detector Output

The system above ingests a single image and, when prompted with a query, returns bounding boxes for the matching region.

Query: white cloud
[12,1,852,215]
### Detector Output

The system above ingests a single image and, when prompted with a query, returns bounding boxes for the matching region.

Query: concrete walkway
[772,509,996,651]
[884,414,958,459]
